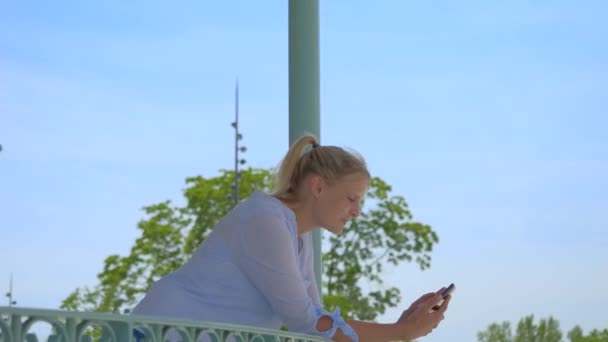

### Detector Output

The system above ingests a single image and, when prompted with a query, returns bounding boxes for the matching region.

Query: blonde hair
[272,134,371,200]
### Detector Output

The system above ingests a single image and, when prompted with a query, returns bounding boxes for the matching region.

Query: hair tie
[312,143,320,149]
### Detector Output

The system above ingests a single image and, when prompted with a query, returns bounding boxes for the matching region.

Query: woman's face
[311,172,370,234]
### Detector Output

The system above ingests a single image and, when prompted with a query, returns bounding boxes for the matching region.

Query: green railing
[0,307,329,342]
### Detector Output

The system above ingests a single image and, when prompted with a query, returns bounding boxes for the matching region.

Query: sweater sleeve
[235,214,358,341]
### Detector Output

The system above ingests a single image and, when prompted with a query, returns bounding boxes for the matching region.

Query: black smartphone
[431,283,455,311]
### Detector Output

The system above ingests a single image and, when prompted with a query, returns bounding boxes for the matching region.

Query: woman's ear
[309,175,325,199]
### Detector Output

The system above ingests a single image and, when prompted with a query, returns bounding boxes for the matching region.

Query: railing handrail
[0,306,330,342]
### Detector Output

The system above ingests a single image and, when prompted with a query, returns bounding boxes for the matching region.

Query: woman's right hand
[394,288,451,340]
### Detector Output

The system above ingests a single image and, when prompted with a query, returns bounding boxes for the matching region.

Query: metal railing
[0,307,329,342]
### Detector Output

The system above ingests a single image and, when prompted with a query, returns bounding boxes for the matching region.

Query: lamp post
[230,80,247,207]
[6,273,16,307]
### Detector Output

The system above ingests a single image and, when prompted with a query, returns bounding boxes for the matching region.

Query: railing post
[65,317,77,342]
[107,321,131,342]
[11,314,22,342]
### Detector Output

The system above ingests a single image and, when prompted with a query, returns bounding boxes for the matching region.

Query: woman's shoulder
[237,190,297,234]
[243,190,292,216]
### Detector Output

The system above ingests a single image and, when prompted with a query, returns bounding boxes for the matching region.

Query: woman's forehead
[335,173,370,190]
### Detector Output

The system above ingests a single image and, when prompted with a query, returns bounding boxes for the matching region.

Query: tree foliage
[478,315,607,342]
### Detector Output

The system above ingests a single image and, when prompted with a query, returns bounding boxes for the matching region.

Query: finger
[423,293,444,310]
[419,292,436,301]
[412,292,435,307]
[437,295,452,314]
[420,292,436,299]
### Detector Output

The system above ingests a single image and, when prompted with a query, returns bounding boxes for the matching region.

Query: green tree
[570,326,585,342]
[477,322,512,342]
[513,315,562,342]
[514,315,537,342]
[478,315,562,342]
[62,168,438,321]
[568,326,608,342]
[478,315,608,342]
[540,317,563,342]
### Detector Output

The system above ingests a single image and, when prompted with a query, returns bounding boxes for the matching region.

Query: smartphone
[431,283,455,311]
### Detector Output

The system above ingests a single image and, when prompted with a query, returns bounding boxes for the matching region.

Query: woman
[132,134,450,342]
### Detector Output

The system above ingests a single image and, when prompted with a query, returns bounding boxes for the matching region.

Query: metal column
[288,0,323,299]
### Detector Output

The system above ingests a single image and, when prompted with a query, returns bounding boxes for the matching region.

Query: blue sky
[1,1,607,341]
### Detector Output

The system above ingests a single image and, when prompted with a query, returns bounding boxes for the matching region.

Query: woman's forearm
[316,315,404,342]
[346,319,404,342]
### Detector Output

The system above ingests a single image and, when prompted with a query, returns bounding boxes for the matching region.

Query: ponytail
[272,134,319,200]
[272,134,370,200]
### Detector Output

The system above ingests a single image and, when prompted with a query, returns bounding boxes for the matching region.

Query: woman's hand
[395,288,451,340]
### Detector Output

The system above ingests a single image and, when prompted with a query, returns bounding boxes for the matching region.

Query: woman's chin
[326,225,344,235]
